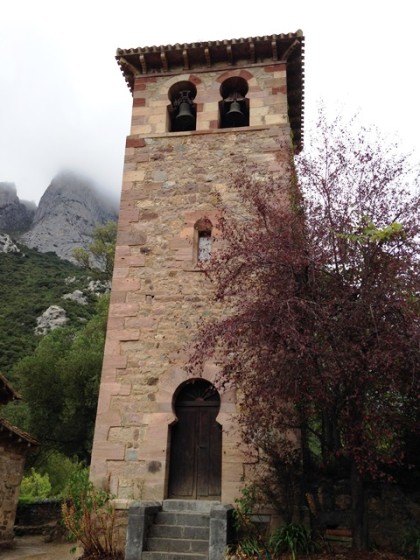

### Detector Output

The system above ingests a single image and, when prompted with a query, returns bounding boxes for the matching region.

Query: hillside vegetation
[0,245,99,374]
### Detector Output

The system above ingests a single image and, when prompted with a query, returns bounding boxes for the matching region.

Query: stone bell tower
[90,31,304,507]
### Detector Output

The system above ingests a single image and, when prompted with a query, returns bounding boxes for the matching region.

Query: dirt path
[0,535,82,560]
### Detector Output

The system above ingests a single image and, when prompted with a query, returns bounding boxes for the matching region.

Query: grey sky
[1,0,419,205]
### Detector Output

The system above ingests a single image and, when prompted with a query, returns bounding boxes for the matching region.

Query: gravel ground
[0,535,82,560]
[1,538,408,560]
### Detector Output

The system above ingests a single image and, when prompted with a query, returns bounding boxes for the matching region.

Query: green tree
[73,221,117,279]
[9,295,109,463]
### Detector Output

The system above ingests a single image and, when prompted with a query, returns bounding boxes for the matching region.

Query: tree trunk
[351,460,368,550]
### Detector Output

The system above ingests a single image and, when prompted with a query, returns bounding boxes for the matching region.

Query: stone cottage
[0,373,38,547]
[90,31,304,550]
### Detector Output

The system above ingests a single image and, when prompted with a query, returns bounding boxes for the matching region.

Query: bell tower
[90,32,304,506]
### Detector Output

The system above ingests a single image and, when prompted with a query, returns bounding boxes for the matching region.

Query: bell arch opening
[168,81,197,132]
[219,76,250,128]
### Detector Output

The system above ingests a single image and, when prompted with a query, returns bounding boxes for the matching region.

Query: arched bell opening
[167,379,222,500]
[219,76,249,129]
[168,81,197,132]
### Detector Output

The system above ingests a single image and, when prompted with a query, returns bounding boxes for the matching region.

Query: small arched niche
[168,81,197,132]
[194,217,213,263]
[219,76,249,128]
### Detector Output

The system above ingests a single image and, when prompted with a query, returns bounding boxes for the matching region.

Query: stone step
[147,537,208,554]
[155,511,210,528]
[150,524,209,540]
[142,553,207,560]
[162,500,220,514]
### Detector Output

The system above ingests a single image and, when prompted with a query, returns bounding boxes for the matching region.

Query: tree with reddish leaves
[190,112,419,550]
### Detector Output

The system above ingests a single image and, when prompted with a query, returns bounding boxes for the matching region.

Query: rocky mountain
[0,172,118,262]
[19,171,118,262]
[0,244,102,373]
[0,233,20,254]
[0,183,36,234]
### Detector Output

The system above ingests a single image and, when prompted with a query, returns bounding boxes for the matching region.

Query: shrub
[19,468,52,502]
[39,452,84,497]
[269,523,316,560]
[62,468,123,559]
[402,528,420,559]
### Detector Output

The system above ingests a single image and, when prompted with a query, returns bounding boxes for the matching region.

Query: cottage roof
[0,372,21,404]
[116,31,305,149]
[0,417,39,448]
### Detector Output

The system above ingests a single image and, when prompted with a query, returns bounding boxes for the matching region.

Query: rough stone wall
[90,63,294,507]
[0,438,26,547]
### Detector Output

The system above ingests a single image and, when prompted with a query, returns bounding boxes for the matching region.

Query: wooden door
[168,380,222,499]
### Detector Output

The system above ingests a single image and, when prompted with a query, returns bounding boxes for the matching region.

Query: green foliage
[19,468,52,502]
[62,468,123,559]
[232,485,273,559]
[64,466,109,516]
[37,452,85,497]
[231,485,316,560]
[269,523,316,560]
[0,244,95,372]
[402,528,420,559]
[234,484,258,527]
[4,295,110,462]
[234,537,263,558]
[73,221,117,279]
[337,216,406,244]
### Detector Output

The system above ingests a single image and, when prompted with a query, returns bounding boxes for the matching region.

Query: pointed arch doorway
[168,379,222,500]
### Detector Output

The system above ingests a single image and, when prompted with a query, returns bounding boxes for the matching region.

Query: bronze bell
[175,100,195,130]
[225,99,247,127]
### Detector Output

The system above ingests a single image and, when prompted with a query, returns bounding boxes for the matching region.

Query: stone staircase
[125,499,233,560]
[143,500,212,560]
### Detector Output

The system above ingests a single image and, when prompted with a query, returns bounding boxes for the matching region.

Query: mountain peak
[0,173,118,262]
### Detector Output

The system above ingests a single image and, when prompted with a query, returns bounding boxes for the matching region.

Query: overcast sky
[1,0,419,205]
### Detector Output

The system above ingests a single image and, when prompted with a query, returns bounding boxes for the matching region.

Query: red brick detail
[110,303,139,317]
[107,329,140,342]
[126,138,146,148]
[272,86,287,95]
[103,339,123,356]
[210,120,219,129]
[117,231,147,246]
[134,76,157,87]
[264,64,286,72]
[120,208,140,222]
[189,75,202,85]
[107,317,125,330]
[115,245,131,257]
[116,254,146,267]
[239,69,253,80]
[133,98,146,107]
[104,356,128,369]
[121,190,143,202]
[110,291,128,304]
[196,103,204,113]
[111,278,141,293]
[216,71,236,83]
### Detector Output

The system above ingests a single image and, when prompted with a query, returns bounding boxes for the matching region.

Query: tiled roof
[116,32,305,149]
[0,416,39,447]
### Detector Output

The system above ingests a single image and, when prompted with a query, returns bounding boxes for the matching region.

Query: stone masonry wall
[0,438,26,547]
[90,62,294,508]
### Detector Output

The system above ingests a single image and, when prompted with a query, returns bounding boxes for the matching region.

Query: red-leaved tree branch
[189,110,419,549]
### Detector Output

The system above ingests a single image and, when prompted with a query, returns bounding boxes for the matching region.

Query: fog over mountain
[0,171,118,262]
[0,182,36,234]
